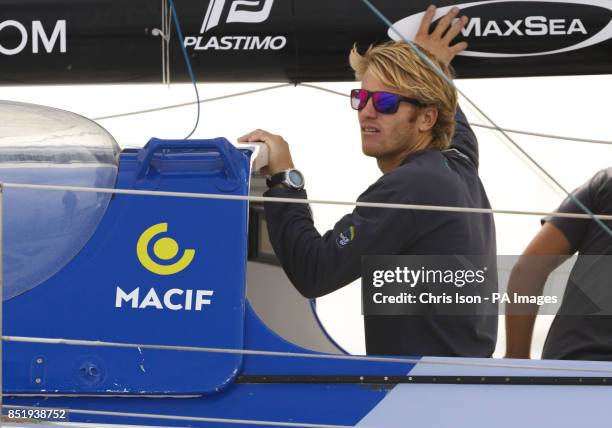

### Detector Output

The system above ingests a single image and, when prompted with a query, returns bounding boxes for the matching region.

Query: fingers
[450,41,469,56]
[432,6,459,38]
[237,129,262,143]
[237,130,255,142]
[238,129,273,143]
[443,15,468,44]
[416,4,436,37]
[413,5,469,66]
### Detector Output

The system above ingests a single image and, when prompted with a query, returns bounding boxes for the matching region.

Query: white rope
[90,80,612,147]
[4,335,612,375]
[1,405,355,428]
[82,79,611,147]
[152,0,171,86]
[4,181,612,221]
[470,122,612,146]
[92,84,292,121]
[298,83,350,98]
[161,0,166,85]
[298,83,612,146]
[166,0,172,87]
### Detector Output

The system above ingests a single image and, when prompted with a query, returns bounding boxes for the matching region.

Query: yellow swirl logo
[137,223,195,275]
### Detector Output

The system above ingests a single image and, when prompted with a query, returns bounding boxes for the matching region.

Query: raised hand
[414,5,469,67]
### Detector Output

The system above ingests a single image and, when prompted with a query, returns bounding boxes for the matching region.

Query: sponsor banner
[1,0,612,84]
[114,222,214,312]
[362,255,612,316]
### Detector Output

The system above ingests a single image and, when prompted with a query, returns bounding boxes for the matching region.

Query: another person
[505,167,612,360]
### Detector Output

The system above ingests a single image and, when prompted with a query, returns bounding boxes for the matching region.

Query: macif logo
[115,223,214,311]
[184,0,286,51]
[389,0,612,58]
[136,223,195,275]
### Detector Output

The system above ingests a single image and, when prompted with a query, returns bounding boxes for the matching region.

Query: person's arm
[238,7,468,298]
[450,106,478,167]
[413,6,478,166]
[505,171,602,358]
[504,223,572,358]
[237,131,418,298]
[263,178,418,298]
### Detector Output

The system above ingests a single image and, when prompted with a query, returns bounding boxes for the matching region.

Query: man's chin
[361,141,383,157]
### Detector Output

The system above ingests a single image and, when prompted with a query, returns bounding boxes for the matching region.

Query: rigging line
[4,182,612,221]
[298,83,350,98]
[92,83,292,121]
[167,0,200,139]
[161,0,166,85]
[2,406,354,428]
[166,0,172,87]
[152,0,171,85]
[358,0,612,239]
[481,116,565,198]
[298,83,612,146]
[471,122,612,146]
[4,335,612,375]
[91,77,612,146]
[309,299,350,355]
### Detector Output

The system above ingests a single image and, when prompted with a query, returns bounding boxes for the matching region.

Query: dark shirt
[542,167,612,361]
[264,107,497,357]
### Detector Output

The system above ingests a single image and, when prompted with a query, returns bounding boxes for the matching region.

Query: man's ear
[417,106,438,132]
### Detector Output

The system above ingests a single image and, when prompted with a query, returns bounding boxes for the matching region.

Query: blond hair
[349,41,457,150]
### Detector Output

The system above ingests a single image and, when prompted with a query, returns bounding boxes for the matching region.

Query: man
[239,6,497,357]
[505,168,612,361]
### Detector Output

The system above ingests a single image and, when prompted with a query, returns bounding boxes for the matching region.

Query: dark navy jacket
[264,107,497,357]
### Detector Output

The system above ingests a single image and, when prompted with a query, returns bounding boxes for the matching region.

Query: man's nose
[359,97,377,119]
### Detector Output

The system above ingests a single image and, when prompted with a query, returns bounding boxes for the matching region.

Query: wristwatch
[266,168,305,190]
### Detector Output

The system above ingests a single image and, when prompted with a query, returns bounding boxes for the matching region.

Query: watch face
[287,170,304,188]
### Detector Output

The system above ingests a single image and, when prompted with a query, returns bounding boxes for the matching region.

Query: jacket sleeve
[263,180,418,298]
[542,169,608,253]
[450,106,479,168]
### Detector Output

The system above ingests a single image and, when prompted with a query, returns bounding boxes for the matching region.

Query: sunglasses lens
[372,92,399,114]
[351,89,368,110]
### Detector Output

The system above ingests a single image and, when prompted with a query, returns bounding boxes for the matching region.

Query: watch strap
[266,171,286,188]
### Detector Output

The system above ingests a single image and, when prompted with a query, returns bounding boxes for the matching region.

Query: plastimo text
[184,35,287,50]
